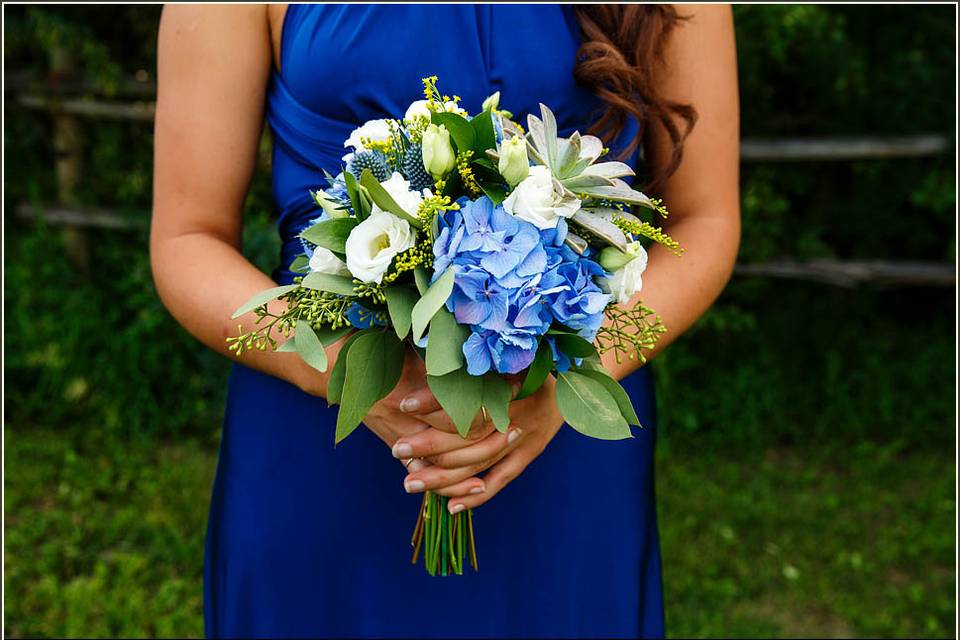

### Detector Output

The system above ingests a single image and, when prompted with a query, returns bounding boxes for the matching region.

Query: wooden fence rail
[7,81,956,287]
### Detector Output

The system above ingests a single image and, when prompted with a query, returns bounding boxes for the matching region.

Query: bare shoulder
[158,4,268,53]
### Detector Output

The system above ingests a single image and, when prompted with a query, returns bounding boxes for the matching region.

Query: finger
[403,427,523,493]
[426,427,522,469]
[398,385,442,416]
[431,476,487,499]
[419,409,496,439]
[391,424,490,460]
[446,449,528,512]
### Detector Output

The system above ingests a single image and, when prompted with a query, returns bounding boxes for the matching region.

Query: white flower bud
[498,136,530,187]
[421,124,456,180]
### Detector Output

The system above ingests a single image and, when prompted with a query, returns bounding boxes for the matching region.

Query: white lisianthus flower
[309,246,350,276]
[344,119,393,151]
[404,100,431,123]
[498,136,529,187]
[376,172,425,218]
[603,241,649,305]
[344,210,416,284]
[502,165,580,229]
[404,99,465,123]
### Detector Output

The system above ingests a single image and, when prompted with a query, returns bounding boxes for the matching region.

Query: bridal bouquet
[229,77,682,576]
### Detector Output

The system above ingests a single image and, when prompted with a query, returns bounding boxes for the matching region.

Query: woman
[151,4,739,638]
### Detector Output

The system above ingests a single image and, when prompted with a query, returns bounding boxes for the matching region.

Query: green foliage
[333,329,404,443]
[556,370,632,440]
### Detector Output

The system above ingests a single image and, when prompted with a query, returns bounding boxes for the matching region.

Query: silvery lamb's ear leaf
[560,173,617,191]
[580,161,636,180]
[579,179,656,209]
[564,231,589,255]
[539,103,559,169]
[525,137,546,166]
[554,135,581,179]
[568,135,606,175]
[571,209,629,252]
[526,113,548,165]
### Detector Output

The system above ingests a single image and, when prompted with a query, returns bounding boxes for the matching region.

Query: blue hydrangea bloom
[432,196,611,375]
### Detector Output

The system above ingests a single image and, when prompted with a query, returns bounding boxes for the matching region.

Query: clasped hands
[362,349,564,514]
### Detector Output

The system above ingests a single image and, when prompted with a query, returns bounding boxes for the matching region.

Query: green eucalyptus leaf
[359,169,423,228]
[384,285,419,339]
[414,266,430,295]
[575,367,642,427]
[231,284,298,319]
[556,370,632,440]
[299,218,358,253]
[517,339,553,400]
[554,333,598,359]
[335,330,404,443]
[482,373,512,432]
[277,340,297,353]
[300,272,357,296]
[431,111,476,153]
[480,182,507,206]
[425,307,469,376]
[427,367,483,438]
[470,110,497,154]
[294,319,328,373]
[411,268,455,343]
[289,255,310,273]
[342,170,364,219]
[326,330,368,406]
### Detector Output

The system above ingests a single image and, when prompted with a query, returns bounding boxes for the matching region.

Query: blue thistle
[400,144,433,191]
[347,151,390,182]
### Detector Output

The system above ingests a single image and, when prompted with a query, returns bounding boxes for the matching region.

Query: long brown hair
[573,5,697,192]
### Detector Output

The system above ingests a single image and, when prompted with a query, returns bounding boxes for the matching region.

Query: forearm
[150,230,343,397]
[602,209,740,380]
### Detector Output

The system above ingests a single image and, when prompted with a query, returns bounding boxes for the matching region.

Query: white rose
[309,246,350,276]
[502,165,580,229]
[344,210,416,284]
[344,119,393,151]
[376,172,425,218]
[604,242,648,305]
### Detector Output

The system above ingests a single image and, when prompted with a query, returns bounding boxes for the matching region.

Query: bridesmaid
[151,5,739,638]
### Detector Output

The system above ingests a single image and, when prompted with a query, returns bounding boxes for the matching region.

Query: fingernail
[404,479,425,493]
[469,486,485,495]
[392,442,413,458]
[507,428,523,445]
[449,503,466,514]
[400,397,420,413]
[407,459,427,472]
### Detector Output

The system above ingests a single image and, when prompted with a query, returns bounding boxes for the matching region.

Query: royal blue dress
[205,5,664,638]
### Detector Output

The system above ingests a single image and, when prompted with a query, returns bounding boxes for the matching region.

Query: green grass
[4,426,954,638]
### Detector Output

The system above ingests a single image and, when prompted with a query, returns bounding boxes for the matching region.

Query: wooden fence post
[49,43,90,272]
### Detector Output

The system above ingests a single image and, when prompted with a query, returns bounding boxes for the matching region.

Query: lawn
[4,425,954,638]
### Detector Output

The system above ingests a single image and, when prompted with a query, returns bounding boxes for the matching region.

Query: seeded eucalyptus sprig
[595,300,668,365]
[226,285,355,357]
